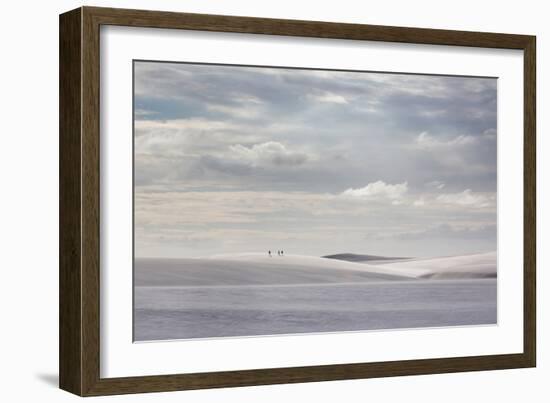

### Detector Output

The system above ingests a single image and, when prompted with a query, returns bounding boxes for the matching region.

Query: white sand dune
[135,254,410,287]
[135,251,496,288]
[209,252,496,279]
[209,253,414,277]
[380,251,497,279]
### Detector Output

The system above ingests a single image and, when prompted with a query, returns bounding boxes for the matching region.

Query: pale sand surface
[134,253,497,341]
[379,252,496,279]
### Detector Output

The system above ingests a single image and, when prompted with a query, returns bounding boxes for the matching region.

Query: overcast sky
[133,61,497,258]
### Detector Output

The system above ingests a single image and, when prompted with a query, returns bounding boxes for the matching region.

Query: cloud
[308,92,349,104]
[135,118,240,133]
[482,128,497,140]
[206,103,263,120]
[415,131,477,149]
[393,223,496,241]
[133,61,497,257]
[135,187,497,257]
[341,181,408,201]
[436,189,495,208]
[425,180,446,189]
[135,109,159,118]
[228,141,312,167]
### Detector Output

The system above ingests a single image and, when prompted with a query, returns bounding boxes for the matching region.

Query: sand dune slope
[135,252,496,287]
[135,254,410,287]
[381,252,496,279]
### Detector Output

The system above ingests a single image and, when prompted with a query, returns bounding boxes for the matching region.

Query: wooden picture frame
[59,6,536,396]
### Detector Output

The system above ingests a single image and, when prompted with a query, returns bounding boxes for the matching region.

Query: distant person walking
[277,250,280,256]
[268,250,272,257]
[281,250,284,256]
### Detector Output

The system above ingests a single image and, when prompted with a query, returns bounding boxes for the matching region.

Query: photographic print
[133,61,497,342]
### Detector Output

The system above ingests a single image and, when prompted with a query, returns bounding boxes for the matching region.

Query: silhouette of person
[281,250,284,256]
[268,250,272,257]
[277,250,280,256]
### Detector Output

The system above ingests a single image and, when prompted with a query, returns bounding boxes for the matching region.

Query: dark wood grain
[59,8,82,396]
[59,6,537,396]
[84,354,532,396]
[81,6,102,396]
[523,38,536,367]
[86,6,532,49]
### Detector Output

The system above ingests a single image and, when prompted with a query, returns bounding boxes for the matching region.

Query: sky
[133,61,497,258]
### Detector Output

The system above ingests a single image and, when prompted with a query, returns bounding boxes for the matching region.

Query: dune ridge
[323,253,410,263]
[135,252,496,287]
[380,251,496,279]
[135,255,409,287]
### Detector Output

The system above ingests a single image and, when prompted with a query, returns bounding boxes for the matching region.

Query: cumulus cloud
[415,131,477,149]
[228,141,312,167]
[341,181,408,201]
[436,189,495,208]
